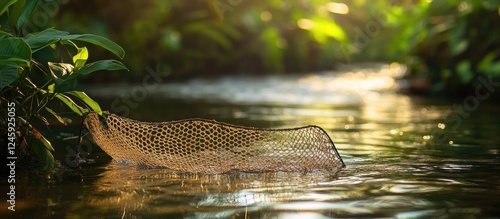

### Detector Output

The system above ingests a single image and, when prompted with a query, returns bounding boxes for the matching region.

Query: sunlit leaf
[66,60,128,81]
[45,107,67,125]
[73,47,88,70]
[47,83,55,93]
[309,17,347,43]
[55,93,88,116]
[65,91,102,115]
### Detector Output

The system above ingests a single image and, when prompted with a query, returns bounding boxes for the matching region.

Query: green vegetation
[0,0,127,169]
[54,0,499,94]
[386,0,500,94]
[55,0,348,77]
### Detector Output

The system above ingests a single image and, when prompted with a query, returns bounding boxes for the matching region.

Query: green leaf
[478,52,497,72]
[67,60,127,81]
[54,93,88,116]
[44,107,67,125]
[0,30,14,37]
[0,37,30,90]
[26,134,55,170]
[73,47,88,70]
[35,114,49,125]
[16,0,39,32]
[0,37,31,61]
[64,91,102,115]
[7,0,25,28]
[61,34,125,59]
[311,17,347,43]
[53,78,76,93]
[0,62,19,90]
[44,150,55,169]
[47,83,55,93]
[0,57,29,66]
[0,0,17,17]
[24,28,70,52]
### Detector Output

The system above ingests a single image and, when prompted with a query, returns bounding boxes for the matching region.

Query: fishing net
[84,112,345,174]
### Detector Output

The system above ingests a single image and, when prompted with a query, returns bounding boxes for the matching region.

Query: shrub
[0,0,127,169]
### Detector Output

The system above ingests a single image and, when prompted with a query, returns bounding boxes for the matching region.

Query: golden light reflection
[458,1,470,12]
[260,11,272,21]
[89,166,344,215]
[327,2,349,14]
[297,18,315,30]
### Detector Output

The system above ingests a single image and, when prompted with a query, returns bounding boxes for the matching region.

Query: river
[2,63,499,218]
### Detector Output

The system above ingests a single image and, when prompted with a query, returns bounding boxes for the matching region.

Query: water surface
[2,63,499,218]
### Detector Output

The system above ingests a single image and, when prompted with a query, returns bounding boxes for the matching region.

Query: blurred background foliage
[51,0,499,95]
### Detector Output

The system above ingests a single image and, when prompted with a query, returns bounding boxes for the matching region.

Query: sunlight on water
[156,63,404,106]
[88,63,405,107]
[77,63,500,218]
[4,63,498,218]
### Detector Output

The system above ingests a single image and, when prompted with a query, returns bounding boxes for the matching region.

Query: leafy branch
[0,0,128,169]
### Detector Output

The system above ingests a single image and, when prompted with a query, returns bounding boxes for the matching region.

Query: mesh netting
[84,112,345,174]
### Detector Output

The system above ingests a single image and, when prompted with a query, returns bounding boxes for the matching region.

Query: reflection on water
[2,63,499,218]
[90,165,344,218]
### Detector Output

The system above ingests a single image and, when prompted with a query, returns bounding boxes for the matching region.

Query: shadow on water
[2,63,500,218]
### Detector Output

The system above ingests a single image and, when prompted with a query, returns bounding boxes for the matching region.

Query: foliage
[386,0,500,94]
[55,0,348,78]
[53,0,500,94]
[0,0,127,169]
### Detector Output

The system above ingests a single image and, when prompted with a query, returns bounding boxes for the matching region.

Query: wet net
[84,112,345,174]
